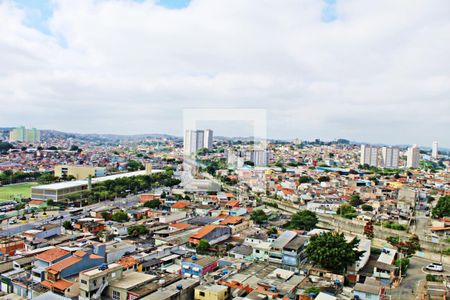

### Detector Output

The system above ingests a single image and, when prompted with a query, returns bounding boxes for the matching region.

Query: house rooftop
[109,272,156,290]
[35,248,70,263]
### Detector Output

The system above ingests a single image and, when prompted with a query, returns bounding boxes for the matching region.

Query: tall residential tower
[406,144,420,168]
[360,144,378,167]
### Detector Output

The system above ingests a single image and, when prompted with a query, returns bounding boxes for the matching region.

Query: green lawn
[0,182,37,201]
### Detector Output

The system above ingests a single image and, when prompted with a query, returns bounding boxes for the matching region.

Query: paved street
[0,195,140,237]
[390,256,450,300]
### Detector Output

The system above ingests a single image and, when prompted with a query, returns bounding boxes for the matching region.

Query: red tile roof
[171,201,189,209]
[220,216,244,225]
[170,223,191,230]
[190,225,228,240]
[47,256,82,272]
[35,248,70,263]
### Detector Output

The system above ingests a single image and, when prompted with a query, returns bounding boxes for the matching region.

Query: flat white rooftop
[32,170,163,191]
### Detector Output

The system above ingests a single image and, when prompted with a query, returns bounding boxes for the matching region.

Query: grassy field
[0,182,37,201]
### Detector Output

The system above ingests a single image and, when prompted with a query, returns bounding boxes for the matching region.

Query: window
[255,250,260,253]
[81,280,87,284]
[199,291,205,297]
[93,279,97,286]
[112,290,121,300]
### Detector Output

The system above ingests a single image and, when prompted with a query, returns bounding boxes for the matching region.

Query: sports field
[0,182,37,201]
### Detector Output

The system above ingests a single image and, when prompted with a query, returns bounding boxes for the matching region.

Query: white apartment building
[360,144,378,167]
[381,146,399,169]
[184,129,213,156]
[406,144,420,168]
[432,141,438,159]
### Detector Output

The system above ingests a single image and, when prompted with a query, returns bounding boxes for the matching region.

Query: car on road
[8,219,17,225]
[426,263,444,272]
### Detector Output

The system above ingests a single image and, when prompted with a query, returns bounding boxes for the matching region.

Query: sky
[0,0,449,147]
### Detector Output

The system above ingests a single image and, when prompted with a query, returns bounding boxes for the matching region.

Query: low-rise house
[0,236,25,256]
[373,248,397,285]
[32,248,72,283]
[269,230,297,265]
[41,250,104,293]
[353,277,385,300]
[181,256,218,278]
[281,235,308,271]
[106,241,137,263]
[189,225,231,246]
[195,284,229,300]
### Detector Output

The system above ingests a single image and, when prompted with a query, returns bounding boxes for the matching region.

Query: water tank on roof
[176,284,183,290]
[191,255,197,260]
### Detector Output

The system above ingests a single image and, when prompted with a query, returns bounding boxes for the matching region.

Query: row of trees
[250,209,319,231]
[65,171,180,204]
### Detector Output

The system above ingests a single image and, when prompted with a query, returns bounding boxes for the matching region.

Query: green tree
[37,173,57,184]
[143,199,161,209]
[299,176,313,184]
[127,160,144,171]
[432,196,450,218]
[350,194,362,207]
[101,211,111,221]
[289,210,318,231]
[361,204,373,211]
[62,220,73,230]
[305,232,364,274]
[196,239,211,254]
[304,287,320,295]
[318,176,330,182]
[386,234,421,257]
[267,227,278,236]
[337,204,357,219]
[111,210,130,223]
[128,224,149,237]
[250,209,268,224]
[396,258,410,275]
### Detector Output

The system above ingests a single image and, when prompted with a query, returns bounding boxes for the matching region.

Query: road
[0,195,140,237]
[391,256,450,300]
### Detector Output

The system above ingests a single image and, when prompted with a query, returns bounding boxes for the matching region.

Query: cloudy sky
[1,0,449,147]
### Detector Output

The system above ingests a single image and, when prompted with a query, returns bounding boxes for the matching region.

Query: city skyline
[1,0,449,146]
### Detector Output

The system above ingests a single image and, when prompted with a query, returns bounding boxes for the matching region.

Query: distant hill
[41,129,179,142]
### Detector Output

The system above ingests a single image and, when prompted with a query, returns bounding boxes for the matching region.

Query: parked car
[426,263,444,272]
[8,218,17,225]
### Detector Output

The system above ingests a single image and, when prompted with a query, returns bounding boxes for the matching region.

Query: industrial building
[31,166,159,202]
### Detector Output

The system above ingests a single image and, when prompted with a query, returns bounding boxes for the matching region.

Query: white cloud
[0,0,449,146]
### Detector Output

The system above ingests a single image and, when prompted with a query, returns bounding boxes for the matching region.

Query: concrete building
[31,169,162,201]
[249,150,269,167]
[194,284,229,300]
[184,129,213,156]
[381,146,399,169]
[54,165,106,180]
[9,127,40,143]
[181,256,218,278]
[360,144,378,167]
[406,144,420,168]
[432,141,438,159]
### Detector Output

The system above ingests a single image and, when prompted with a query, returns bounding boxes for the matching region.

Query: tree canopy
[196,239,211,254]
[432,195,450,219]
[289,210,318,231]
[250,209,268,224]
[337,204,357,219]
[350,194,362,207]
[305,232,364,274]
[128,224,149,237]
[386,235,421,257]
[143,199,161,209]
[111,210,130,223]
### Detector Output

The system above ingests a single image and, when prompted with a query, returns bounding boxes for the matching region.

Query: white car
[8,219,17,225]
[426,263,444,272]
